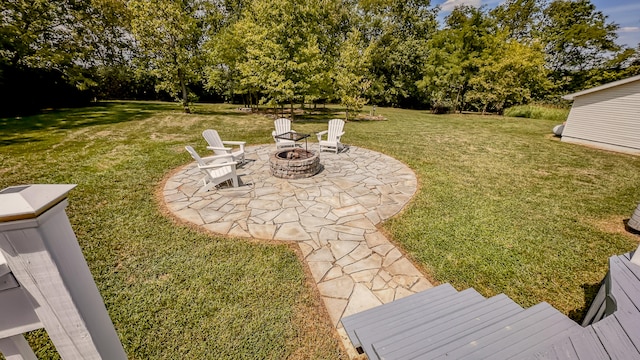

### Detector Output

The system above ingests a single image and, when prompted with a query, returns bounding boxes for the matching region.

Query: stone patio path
[163,144,433,355]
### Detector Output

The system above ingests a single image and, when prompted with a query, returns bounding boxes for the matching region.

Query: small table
[274,131,310,151]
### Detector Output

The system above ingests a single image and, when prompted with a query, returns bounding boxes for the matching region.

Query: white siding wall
[562,79,640,153]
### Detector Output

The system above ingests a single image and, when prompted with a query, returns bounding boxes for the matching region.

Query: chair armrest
[199,162,237,169]
[223,141,246,152]
[316,130,327,141]
[200,153,235,163]
[207,146,232,152]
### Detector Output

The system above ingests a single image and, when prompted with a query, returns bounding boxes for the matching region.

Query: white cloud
[619,26,640,33]
[439,0,482,12]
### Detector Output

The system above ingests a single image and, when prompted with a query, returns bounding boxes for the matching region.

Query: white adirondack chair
[185,146,239,192]
[272,118,300,149]
[202,129,246,163]
[316,119,345,153]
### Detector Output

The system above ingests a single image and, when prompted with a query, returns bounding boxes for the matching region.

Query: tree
[210,0,342,117]
[491,0,544,42]
[334,29,371,121]
[358,0,437,107]
[466,36,550,113]
[540,0,621,93]
[128,0,215,113]
[0,0,132,114]
[418,6,495,112]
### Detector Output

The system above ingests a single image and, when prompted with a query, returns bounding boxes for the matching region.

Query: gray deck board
[610,257,640,311]
[341,251,640,360]
[341,283,457,347]
[592,315,640,360]
[613,310,640,353]
[354,288,485,358]
[371,294,523,359]
[570,327,611,360]
[522,336,580,360]
[454,308,580,359]
[411,302,557,359]
[618,255,640,281]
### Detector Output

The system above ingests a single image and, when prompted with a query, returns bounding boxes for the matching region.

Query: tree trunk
[290,99,294,121]
[178,69,190,114]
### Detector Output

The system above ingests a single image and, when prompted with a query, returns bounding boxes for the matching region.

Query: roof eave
[562,74,640,100]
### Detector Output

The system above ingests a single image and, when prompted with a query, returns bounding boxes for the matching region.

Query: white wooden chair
[185,146,239,192]
[316,119,345,153]
[202,129,245,163]
[272,118,300,149]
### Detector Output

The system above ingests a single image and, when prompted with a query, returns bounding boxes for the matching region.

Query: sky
[430,0,640,48]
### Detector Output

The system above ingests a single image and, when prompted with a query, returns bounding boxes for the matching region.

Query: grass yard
[1,101,639,357]
[0,102,343,359]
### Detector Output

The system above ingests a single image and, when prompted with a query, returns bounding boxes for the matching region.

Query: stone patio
[163,144,433,356]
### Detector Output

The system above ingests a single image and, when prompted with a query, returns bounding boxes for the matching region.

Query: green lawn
[1,101,639,358]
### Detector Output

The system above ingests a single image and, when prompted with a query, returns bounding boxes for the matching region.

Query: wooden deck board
[455,309,580,359]
[354,288,485,358]
[341,283,457,347]
[570,327,611,360]
[411,302,558,359]
[592,315,640,360]
[523,336,580,360]
[340,251,640,359]
[371,294,523,359]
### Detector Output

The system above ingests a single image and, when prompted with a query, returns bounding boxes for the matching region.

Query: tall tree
[129,0,215,113]
[0,0,132,114]
[490,0,544,42]
[418,5,495,112]
[540,0,620,93]
[334,29,371,121]
[211,0,343,117]
[0,0,130,75]
[466,35,550,113]
[359,0,437,107]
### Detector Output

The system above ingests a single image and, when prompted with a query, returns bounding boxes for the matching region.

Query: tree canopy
[1,0,638,116]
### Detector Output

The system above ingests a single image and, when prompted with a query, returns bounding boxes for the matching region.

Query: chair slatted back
[327,119,345,142]
[185,146,206,166]
[274,118,291,136]
[202,129,225,155]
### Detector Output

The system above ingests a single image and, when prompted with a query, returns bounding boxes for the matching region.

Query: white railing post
[0,184,127,359]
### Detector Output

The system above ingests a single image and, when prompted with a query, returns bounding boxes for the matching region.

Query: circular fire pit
[270,148,320,179]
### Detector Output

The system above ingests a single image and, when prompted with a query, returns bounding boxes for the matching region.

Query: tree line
[1,0,639,117]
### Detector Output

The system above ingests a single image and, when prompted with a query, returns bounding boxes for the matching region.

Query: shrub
[503,104,570,121]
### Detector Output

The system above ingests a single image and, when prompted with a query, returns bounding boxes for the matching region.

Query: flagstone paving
[163,144,432,356]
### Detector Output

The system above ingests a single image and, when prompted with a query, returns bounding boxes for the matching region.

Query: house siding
[562,79,640,154]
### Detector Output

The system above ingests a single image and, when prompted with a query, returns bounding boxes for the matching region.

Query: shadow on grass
[189,104,259,118]
[568,282,602,323]
[254,106,347,124]
[0,102,180,146]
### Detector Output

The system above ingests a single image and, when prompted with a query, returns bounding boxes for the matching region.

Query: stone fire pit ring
[270,148,321,179]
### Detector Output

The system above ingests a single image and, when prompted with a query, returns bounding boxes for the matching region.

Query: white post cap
[0,184,76,223]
